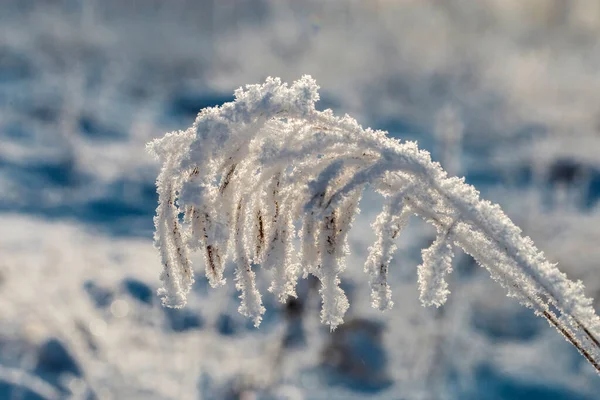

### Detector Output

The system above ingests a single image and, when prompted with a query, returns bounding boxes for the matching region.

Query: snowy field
[1,1,600,399]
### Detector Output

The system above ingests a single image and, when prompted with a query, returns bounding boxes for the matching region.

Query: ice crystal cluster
[148,76,600,372]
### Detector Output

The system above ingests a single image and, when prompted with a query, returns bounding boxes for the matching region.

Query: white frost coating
[260,173,300,302]
[418,231,454,307]
[316,208,349,329]
[148,76,600,372]
[365,195,411,311]
[233,196,265,326]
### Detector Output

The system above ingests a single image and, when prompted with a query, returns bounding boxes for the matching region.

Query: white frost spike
[198,209,226,288]
[243,181,267,264]
[261,175,299,302]
[234,260,265,327]
[332,188,363,259]
[300,160,349,278]
[265,208,299,302]
[149,76,600,373]
[166,196,194,293]
[154,172,193,307]
[179,178,228,288]
[299,212,318,277]
[314,188,361,328]
[418,231,454,307]
[251,206,267,264]
[365,199,410,311]
[187,206,204,251]
[233,198,265,326]
[317,209,349,330]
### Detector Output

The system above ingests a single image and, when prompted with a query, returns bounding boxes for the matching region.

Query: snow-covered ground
[1,1,600,398]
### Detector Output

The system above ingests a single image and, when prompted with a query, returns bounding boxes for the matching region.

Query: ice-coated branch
[147,76,600,372]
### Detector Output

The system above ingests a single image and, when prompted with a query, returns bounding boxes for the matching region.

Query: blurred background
[1,0,600,399]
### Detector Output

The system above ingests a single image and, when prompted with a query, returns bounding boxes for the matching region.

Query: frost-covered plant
[147,76,600,373]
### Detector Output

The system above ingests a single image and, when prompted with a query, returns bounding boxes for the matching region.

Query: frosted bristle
[233,197,265,326]
[317,209,349,329]
[417,232,454,308]
[364,198,410,311]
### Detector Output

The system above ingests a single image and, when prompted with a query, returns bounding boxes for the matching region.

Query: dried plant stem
[148,76,600,373]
